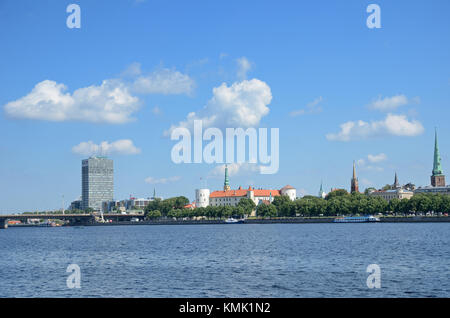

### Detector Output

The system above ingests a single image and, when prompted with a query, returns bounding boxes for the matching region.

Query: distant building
[351,161,359,193]
[415,128,449,196]
[81,157,114,211]
[368,188,414,202]
[195,189,210,208]
[208,166,296,207]
[368,173,414,202]
[102,196,158,213]
[69,199,82,211]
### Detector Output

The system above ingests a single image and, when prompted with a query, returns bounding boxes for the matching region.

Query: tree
[364,187,376,195]
[147,210,161,220]
[237,198,256,216]
[256,204,277,218]
[325,189,349,200]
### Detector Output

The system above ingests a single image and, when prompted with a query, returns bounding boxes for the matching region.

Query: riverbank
[8,215,449,228]
[5,216,449,228]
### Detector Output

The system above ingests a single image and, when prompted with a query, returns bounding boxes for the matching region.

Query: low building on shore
[368,188,414,202]
[367,173,414,202]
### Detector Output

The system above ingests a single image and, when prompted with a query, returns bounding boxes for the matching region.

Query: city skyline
[1,1,449,212]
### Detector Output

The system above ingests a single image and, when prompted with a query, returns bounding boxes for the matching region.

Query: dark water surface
[0,223,448,297]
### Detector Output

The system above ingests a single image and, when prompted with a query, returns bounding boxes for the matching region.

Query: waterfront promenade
[2,214,449,229]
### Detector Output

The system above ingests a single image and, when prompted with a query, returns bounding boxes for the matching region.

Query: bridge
[0,213,145,229]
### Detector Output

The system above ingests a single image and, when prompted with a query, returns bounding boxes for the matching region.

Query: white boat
[333,215,380,223]
[224,217,244,224]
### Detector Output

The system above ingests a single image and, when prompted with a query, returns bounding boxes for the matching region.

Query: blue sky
[0,0,449,212]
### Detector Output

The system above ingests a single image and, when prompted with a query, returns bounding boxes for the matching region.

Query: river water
[0,223,448,297]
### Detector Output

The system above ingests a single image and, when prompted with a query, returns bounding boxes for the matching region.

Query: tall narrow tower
[224,164,231,191]
[351,161,359,193]
[393,172,400,189]
[431,129,445,187]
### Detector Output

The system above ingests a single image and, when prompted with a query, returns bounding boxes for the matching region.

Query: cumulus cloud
[290,96,323,117]
[368,153,387,163]
[72,139,141,156]
[165,79,272,136]
[4,64,194,124]
[209,163,262,177]
[357,153,387,172]
[132,68,195,95]
[368,94,418,111]
[144,176,181,184]
[236,57,252,79]
[326,113,424,141]
[4,80,140,124]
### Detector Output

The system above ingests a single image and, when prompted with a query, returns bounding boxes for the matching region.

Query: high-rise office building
[81,157,114,211]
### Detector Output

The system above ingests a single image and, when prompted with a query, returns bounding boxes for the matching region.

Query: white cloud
[132,68,195,95]
[209,163,262,177]
[368,94,416,111]
[290,96,323,117]
[144,176,181,184]
[165,79,272,136]
[4,79,140,124]
[236,57,252,79]
[326,113,424,141]
[4,65,195,123]
[368,153,387,163]
[72,139,141,156]
[357,153,387,172]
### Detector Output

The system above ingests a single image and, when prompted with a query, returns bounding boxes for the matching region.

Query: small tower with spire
[431,128,445,187]
[393,172,400,189]
[318,181,326,198]
[223,164,231,191]
[351,161,359,193]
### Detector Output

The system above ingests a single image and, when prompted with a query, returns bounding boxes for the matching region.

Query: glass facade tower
[81,157,114,211]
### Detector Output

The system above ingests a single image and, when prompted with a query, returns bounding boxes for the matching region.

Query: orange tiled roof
[210,188,281,198]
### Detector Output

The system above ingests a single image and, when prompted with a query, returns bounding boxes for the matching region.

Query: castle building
[351,161,359,193]
[207,165,296,207]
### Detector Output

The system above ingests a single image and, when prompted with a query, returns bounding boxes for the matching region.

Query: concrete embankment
[69,216,450,226]
[7,216,450,228]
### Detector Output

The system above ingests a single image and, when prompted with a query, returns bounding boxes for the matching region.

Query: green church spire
[433,128,443,176]
[224,164,230,191]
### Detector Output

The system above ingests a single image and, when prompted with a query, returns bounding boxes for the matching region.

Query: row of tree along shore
[15,190,450,220]
[142,190,450,220]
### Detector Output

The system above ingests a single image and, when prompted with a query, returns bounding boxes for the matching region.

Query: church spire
[224,164,230,191]
[431,128,446,187]
[393,172,399,189]
[319,181,325,198]
[351,161,359,193]
[433,128,443,176]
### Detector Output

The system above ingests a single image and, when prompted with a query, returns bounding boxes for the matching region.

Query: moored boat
[333,215,380,223]
[224,217,245,224]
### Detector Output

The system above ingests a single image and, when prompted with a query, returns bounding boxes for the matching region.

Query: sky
[0,0,449,213]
